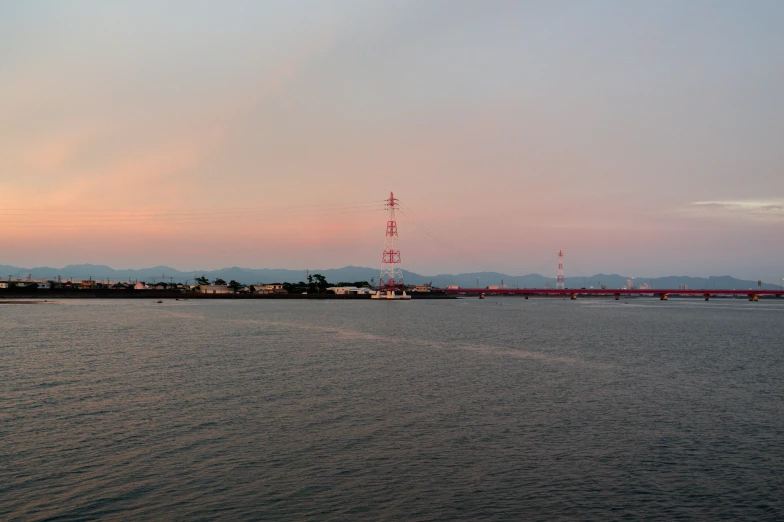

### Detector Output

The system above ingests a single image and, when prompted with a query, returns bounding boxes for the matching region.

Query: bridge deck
[444,288,783,297]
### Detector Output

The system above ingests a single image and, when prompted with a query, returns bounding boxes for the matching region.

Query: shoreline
[0,290,457,300]
[0,300,54,305]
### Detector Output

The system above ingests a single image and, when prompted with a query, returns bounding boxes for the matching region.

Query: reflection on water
[3,298,783,520]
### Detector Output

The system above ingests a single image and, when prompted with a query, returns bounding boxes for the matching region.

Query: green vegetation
[336,281,371,288]
[279,276,371,294]
[310,273,328,294]
[282,281,306,293]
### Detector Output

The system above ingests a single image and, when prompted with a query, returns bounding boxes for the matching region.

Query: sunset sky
[2,1,783,282]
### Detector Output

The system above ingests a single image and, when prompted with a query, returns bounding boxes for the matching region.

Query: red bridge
[443,288,783,301]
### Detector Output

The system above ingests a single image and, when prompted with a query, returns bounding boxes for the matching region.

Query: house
[200,284,230,295]
[256,283,286,295]
[0,280,45,289]
[133,282,148,290]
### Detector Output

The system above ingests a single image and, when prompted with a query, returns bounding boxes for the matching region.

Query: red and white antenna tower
[556,250,565,289]
[373,192,410,299]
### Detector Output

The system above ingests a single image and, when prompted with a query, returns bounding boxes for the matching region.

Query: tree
[307,273,329,294]
[336,281,370,288]
[313,273,328,287]
[249,285,256,293]
[228,280,242,292]
[214,278,227,286]
[195,275,210,286]
[283,281,308,294]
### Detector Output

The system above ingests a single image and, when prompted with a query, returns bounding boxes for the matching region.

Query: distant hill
[0,264,780,290]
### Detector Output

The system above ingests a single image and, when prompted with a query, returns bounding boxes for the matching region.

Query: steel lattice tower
[378,192,403,291]
[556,250,565,289]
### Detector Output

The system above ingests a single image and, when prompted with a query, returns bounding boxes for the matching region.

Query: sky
[1,0,783,282]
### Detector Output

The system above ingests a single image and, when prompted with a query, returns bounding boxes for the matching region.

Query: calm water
[2,298,783,520]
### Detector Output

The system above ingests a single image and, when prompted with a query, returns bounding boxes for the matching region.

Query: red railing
[443,288,783,297]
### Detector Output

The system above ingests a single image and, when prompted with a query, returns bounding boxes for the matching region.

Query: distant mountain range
[0,264,780,290]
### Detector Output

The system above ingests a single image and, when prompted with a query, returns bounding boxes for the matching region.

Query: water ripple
[2,299,783,520]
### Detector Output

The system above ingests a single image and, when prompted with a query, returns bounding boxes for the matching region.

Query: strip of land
[0,300,54,305]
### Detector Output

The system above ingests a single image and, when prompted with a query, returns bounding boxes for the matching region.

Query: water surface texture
[3,298,783,520]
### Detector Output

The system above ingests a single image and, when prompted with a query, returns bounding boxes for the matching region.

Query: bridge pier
[659,293,669,301]
[704,294,710,301]
[614,293,620,300]
[749,294,759,302]
[524,294,529,299]
[570,293,577,300]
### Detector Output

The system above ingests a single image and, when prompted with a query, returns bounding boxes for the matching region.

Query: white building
[328,286,373,295]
